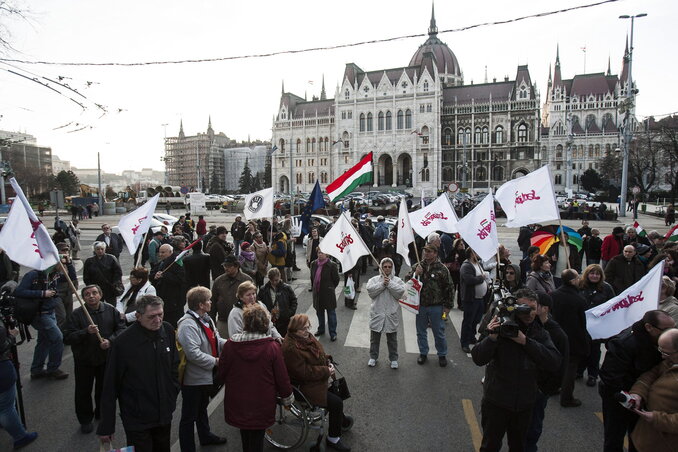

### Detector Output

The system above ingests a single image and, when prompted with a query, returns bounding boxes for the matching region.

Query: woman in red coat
[217,304,293,452]
[282,314,353,451]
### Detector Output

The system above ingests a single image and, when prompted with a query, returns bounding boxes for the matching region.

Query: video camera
[0,283,30,345]
[488,282,532,338]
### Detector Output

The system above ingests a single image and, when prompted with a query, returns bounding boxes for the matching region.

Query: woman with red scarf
[310,250,340,341]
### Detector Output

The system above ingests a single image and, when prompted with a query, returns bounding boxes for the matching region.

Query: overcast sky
[0,0,674,173]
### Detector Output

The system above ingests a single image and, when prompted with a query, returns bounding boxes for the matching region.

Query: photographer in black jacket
[63,285,126,434]
[471,288,561,452]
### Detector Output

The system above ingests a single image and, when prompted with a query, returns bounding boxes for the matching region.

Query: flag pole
[57,260,103,343]
[496,249,502,283]
[346,213,383,276]
[134,229,149,268]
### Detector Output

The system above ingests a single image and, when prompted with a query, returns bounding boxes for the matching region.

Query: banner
[117,194,159,255]
[495,165,560,228]
[0,178,59,270]
[586,262,663,340]
[396,198,415,267]
[243,187,274,221]
[409,193,459,238]
[455,194,499,262]
[319,212,370,271]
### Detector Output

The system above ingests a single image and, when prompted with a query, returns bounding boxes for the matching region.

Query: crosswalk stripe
[343,290,371,349]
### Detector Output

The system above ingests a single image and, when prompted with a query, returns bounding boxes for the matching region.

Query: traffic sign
[180,186,189,194]
[448,182,459,193]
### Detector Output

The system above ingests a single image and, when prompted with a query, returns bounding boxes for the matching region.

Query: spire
[178,119,185,139]
[281,80,285,94]
[552,44,562,89]
[428,1,438,36]
[620,35,630,92]
[207,115,214,139]
[624,34,629,56]
[606,55,611,76]
[320,74,326,100]
[484,65,488,83]
[555,43,560,66]
[548,63,552,83]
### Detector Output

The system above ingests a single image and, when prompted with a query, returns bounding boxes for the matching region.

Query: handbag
[328,365,351,400]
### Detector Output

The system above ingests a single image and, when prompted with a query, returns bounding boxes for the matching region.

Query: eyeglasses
[658,346,678,357]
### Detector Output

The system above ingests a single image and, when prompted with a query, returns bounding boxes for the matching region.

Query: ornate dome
[408,7,461,77]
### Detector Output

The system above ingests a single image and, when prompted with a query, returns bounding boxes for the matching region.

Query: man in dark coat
[151,244,187,327]
[83,242,123,306]
[210,255,252,338]
[97,296,180,450]
[551,269,590,407]
[183,241,211,289]
[310,250,340,341]
[230,215,247,257]
[257,267,298,337]
[598,310,675,452]
[471,288,561,452]
[604,245,647,295]
[206,226,233,281]
[95,224,123,259]
[518,224,534,259]
[63,285,126,433]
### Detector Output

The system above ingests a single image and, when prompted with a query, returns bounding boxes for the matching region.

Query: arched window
[475,166,487,181]
[495,126,504,144]
[305,138,310,153]
[296,173,302,184]
[386,111,392,130]
[422,168,430,182]
[359,113,366,132]
[405,109,412,129]
[554,121,564,136]
[517,123,528,142]
[296,138,301,152]
[367,113,373,132]
[474,127,481,144]
[482,126,489,144]
[344,89,350,100]
[556,144,563,158]
[442,167,453,181]
[588,144,594,158]
[492,166,504,181]
[378,111,384,131]
[443,128,452,146]
[465,128,472,145]
[308,172,315,184]
[605,143,611,154]
[555,174,562,185]
[595,144,600,157]
[279,139,285,152]
[586,114,597,131]
[320,172,328,183]
[421,126,430,145]
[458,128,465,145]
[342,131,350,148]
[423,80,429,92]
[397,110,404,129]
[324,137,329,151]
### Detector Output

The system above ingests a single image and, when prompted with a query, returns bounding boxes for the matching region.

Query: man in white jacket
[177,287,227,451]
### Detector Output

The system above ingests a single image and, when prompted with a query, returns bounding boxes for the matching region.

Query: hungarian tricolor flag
[174,238,202,266]
[633,221,647,237]
[666,224,678,243]
[327,152,373,202]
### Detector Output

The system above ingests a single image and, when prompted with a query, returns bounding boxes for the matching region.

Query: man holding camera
[471,288,561,452]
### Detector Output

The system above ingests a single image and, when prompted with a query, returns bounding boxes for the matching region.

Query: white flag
[0,178,59,270]
[495,165,560,228]
[586,262,663,340]
[319,212,370,271]
[396,198,415,267]
[409,193,459,238]
[455,194,498,262]
[243,187,274,221]
[117,194,160,255]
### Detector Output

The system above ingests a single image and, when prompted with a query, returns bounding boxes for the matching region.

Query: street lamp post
[618,12,647,217]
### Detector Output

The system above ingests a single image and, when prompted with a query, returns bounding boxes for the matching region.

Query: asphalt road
[3,209,660,451]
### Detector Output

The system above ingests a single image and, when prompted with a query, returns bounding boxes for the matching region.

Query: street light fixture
[618,12,647,217]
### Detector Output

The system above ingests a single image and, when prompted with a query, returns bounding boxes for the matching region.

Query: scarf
[238,249,255,264]
[293,333,324,359]
[313,258,328,293]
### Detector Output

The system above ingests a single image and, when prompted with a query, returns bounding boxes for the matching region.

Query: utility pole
[97,152,103,207]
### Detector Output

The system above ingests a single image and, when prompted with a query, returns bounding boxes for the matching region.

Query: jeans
[460,297,484,348]
[0,368,28,441]
[179,385,213,452]
[74,362,105,424]
[415,305,447,356]
[30,311,64,374]
[369,330,398,361]
[233,239,243,257]
[125,424,171,452]
[316,309,337,337]
[525,390,549,452]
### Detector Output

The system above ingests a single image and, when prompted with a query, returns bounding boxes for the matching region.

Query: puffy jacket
[366,273,406,334]
[63,302,126,366]
[471,319,561,411]
[97,322,179,435]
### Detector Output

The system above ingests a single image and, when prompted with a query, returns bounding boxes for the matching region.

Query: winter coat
[211,271,253,321]
[525,271,556,295]
[538,317,570,396]
[551,284,590,357]
[218,334,293,430]
[183,252,211,288]
[15,270,60,312]
[599,320,663,393]
[150,254,187,313]
[269,238,287,267]
[601,234,624,261]
[604,254,647,295]
[282,333,331,407]
[460,260,489,306]
[227,301,281,340]
[580,282,615,309]
[587,236,603,260]
[471,318,561,411]
[257,281,298,332]
[373,222,390,249]
[95,232,123,258]
[176,311,226,386]
[207,237,234,280]
[83,254,123,304]
[310,259,340,311]
[115,281,157,323]
[366,273,406,333]
[238,250,257,278]
[408,258,454,308]
[630,360,678,452]
[96,321,179,436]
[252,241,269,279]
[517,226,533,252]
[63,301,126,367]
[230,221,247,241]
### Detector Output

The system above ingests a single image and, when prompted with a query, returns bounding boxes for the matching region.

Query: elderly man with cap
[150,244,187,327]
[206,226,234,281]
[210,255,253,338]
[409,243,455,367]
[230,215,247,257]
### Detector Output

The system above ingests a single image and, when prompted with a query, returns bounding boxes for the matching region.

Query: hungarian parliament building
[271,9,633,195]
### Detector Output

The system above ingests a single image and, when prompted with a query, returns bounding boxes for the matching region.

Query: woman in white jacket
[115,267,157,323]
[366,258,406,369]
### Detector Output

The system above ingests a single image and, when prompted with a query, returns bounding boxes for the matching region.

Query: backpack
[13,297,42,324]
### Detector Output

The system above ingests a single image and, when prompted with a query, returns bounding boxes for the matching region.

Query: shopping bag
[100,441,135,452]
[343,276,356,300]
[399,277,422,314]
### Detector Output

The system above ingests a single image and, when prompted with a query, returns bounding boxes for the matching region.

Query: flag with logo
[396,198,415,267]
[326,153,373,202]
[632,221,647,237]
[409,193,459,238]
[0,178,59,270]
[243,187,274,221]
[117,194,160,255]
[586,261,663,340]
[319,211,370,271]
[495,165,560,228]
[455,194,499,262]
